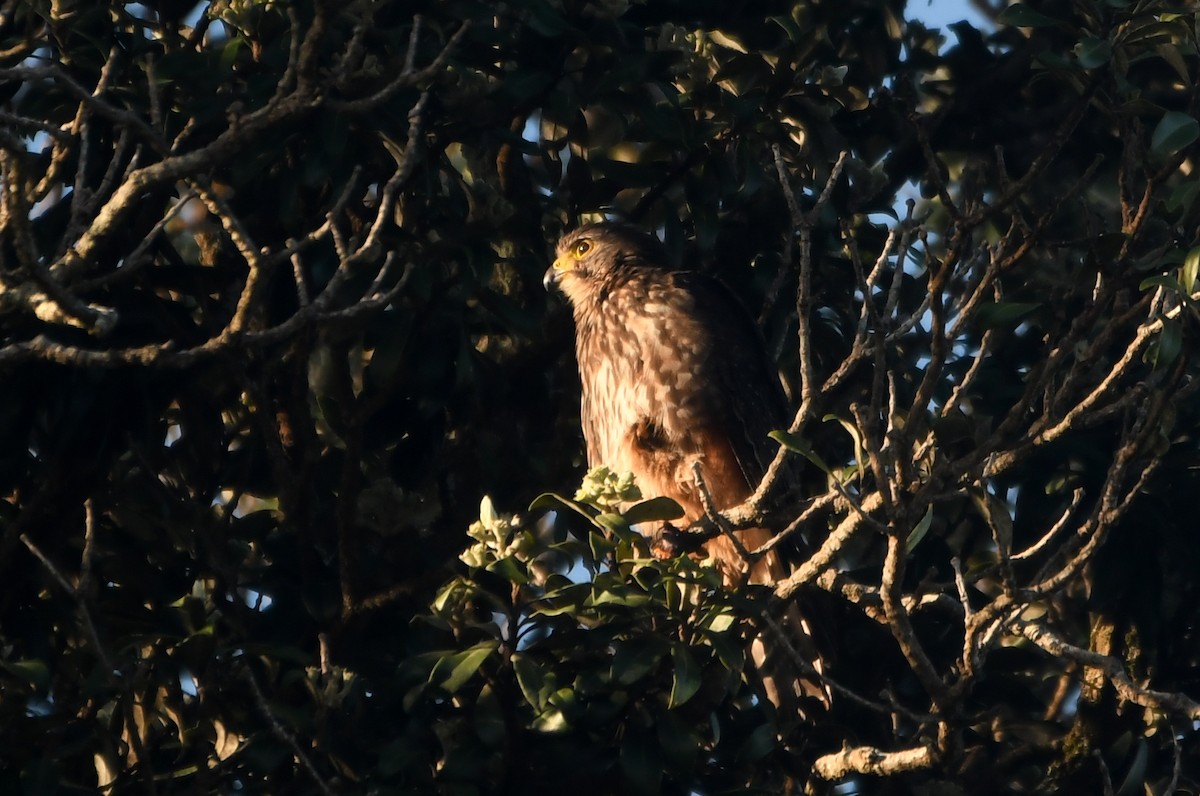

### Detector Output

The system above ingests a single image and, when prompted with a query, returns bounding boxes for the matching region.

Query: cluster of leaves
[0,0,1199,794]
[405,473,791,794]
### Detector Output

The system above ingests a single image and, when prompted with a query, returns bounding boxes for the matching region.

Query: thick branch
[1014,620,1200,720]
[813,744,936,780]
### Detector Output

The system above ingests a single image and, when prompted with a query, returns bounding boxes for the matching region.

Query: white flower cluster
[573,466,642,510]
[460,496,530,568]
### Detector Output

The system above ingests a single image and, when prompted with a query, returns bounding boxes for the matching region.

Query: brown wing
[664,271,793,499]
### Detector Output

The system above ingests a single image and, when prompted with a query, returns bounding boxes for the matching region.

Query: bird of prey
[544,221,829,716]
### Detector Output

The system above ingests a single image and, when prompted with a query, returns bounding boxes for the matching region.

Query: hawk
[544,221,829,716]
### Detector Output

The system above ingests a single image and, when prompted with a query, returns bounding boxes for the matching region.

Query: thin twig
[328,20,470,113]
[1012,488,1084,561]
[691,461,752,566]
[242,664,338,796]
[20,531,117,680]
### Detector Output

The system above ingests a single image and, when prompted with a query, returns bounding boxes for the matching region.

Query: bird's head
[544,222,667,303]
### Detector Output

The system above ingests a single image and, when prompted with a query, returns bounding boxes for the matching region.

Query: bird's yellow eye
[573,240,592,258]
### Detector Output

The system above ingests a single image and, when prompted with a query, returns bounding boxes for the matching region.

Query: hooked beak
[543,256,569,292]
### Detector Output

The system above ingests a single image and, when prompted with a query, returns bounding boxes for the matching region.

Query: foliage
[421,483,771,794]
[1,0,1199,794]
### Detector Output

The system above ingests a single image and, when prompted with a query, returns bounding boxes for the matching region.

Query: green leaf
[219,37,244,71]
[432,642,498,695]
[736,722,777,762]
[975,301,1041,330]
[592,586,651,608]
[769,430,832,474]
[705,610,736,634]
[767,14,804,44]
[1116,738,1149,796]
[1138,274,1186,293]
[525,1,572,37]
[529,492,596,520]
[631,564,663,593]
[656,709,699,769]
[972,491,1013,554]
[595,512,632,535]
[668,644,701,708]
[0,659,50,690]
[473,684,506,747]
[512,653,550,711]
[486,555,529,585]
[703,627,744,670]
[825,416,868,482]
[528,688,576,732]
[905,505,935,553]
[531,705,569,732]
[1074,37,1111,68]
[1045,472,1081,495]
[1121,20,1173,47]
[620,729,663,795]
[1150,111,1199,157]
[1165,181,1200,214]
[1154,43,1192,84]
[1151,317,1183,369]
[998,4,1060,27]
[612,637,667,685]
[1181,246,1200,292]
[623,497,684,525]
[589,528,617,561]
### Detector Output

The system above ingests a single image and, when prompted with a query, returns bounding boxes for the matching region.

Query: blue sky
[912,0,996,38]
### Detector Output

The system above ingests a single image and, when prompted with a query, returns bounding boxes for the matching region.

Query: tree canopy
[1,0,1198,793]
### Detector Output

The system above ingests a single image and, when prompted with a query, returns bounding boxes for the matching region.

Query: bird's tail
[751,596,832,721]
[746,543,832,721]
[703,527,832,719]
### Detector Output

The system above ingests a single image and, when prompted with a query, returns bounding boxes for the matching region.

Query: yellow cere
[553,238,593,274]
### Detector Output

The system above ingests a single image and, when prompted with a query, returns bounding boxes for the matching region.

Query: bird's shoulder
[606,265,740,313]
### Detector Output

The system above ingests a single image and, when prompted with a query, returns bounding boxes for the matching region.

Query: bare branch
[813,744,936,780]
[816,568,964,625]
[1012,487,1084,562]
[0,110,71,140]
[691,460,752,568]
[329,20,470,113]
[1013,620,1200,720]
[77,189,199,290]
[751,490,839,557]
[881,534,950,709]
[774,491,886,600]
[0,260,118,335]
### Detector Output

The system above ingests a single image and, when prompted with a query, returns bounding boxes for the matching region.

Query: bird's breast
[575,291,715,467]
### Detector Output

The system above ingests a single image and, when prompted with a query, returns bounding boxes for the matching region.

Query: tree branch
[813,744,936,780]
